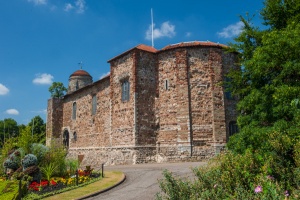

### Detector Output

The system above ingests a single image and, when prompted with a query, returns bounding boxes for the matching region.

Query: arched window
[63,130,69,148]
[92,95,97,115]
[122,80,130,102]
[72,102,77,120]
[229,121,238,136]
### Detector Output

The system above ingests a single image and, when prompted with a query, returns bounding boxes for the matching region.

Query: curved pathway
[86,162,206,200]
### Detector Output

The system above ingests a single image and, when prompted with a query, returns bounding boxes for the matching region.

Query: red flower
[51,180,57,185]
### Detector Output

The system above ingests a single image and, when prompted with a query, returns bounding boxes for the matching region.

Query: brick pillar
[209,49,226,153]
[46,98,63,147]
[175,50,192,155]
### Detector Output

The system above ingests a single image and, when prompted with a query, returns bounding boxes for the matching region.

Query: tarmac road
[86,162,206,200]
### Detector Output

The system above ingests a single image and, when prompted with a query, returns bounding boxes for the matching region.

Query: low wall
[67,144,222,167]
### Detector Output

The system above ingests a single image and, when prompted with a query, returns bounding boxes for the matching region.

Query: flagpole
[151,8,154,47]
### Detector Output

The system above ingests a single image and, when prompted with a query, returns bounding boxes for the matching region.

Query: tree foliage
[225,0,300,194]
[28,115,46,144]
[48,82,67,98]
[0,118,19,147]
[158,0,300,199]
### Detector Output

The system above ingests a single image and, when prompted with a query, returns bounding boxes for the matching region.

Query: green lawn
[43,171,124,200]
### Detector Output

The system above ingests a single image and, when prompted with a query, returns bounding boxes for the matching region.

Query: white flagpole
[151,8,154,47]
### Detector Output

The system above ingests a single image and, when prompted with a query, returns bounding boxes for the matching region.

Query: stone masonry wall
[110,52,135,146]
[135,50,157,146]
[68,75,92,94]
[48,43,238,166]
[46,98,63,146]
[62,78,111,148]
[156,51,179,146]
[188,48,214,151]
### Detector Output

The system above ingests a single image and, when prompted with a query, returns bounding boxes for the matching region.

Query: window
[75,81,79,91]
[73,132,77,141]
[92,95,97,115]
[229,121,238,136]
[122,80,130,102]
[63,130,69,148]
[72,102,77,120]
[164,79,169,90]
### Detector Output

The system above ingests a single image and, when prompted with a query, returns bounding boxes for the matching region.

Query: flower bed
[24,170,102,199]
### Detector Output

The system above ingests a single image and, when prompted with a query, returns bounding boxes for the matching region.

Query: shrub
[43,145,67,177]
[3,150,23,171]
[157,150,297,199]
[22,154,38,169]
[65,158,79,176]
[30,143,49,165]
[41,163,57,184]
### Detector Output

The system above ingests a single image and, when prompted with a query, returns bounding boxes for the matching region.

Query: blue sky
[0,0,264,125]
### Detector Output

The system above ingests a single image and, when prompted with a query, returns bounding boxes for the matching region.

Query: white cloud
[27,0,47,5]
[99,72,110,80]
[146,21,176,40]
[185,32,192,37]
[64,3,74,12]
[0,84,9,95]
[65,0,86,14]
[75,0,86,13]
[6,109,19,115]
[33,73,54,85]
[217,21,244,38]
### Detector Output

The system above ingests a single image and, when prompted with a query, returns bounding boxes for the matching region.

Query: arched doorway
[63,129,69,148]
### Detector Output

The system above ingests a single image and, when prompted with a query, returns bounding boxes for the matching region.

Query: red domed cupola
[68,69,93,94]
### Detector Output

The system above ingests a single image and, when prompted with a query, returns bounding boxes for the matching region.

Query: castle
[46,41,238,166]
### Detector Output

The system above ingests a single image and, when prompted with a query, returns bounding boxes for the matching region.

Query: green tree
[17,126,38,155]
[158,1,300,199]
[48,82,67,98]
[0,118,19,147]
[226,0,300,190]
[28,116,46,144]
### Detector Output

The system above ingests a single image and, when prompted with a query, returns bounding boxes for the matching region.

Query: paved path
[86,162,206,200]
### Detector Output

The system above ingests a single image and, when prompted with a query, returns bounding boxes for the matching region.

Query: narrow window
[63,130,69,148]
[92,95,97,115]
[229,121,238,136]
[72,102,77,120]
[164,79,169,90]
[122,80,130,102]
[75,81,79,91]
[73,132,77,141]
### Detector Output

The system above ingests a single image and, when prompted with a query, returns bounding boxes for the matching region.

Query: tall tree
[48,82,67,98]
[227,0,300,186]
[0,118,19,147]
[28,116,46,144]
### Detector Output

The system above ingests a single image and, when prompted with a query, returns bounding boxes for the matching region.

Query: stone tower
[68,69,93,94]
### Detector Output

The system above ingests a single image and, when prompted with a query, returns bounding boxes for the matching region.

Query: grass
[43,171,124,200]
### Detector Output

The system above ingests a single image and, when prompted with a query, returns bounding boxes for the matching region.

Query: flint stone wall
[46,43,238,166]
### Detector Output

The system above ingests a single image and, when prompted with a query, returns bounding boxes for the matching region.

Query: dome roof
[70,69,92,77]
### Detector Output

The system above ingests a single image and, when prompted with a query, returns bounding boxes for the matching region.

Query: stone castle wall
[46,43,238,167]
[135,50,157,146]
[46,98,63,146]
[110,52,136,146]
[62,78,111,148]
